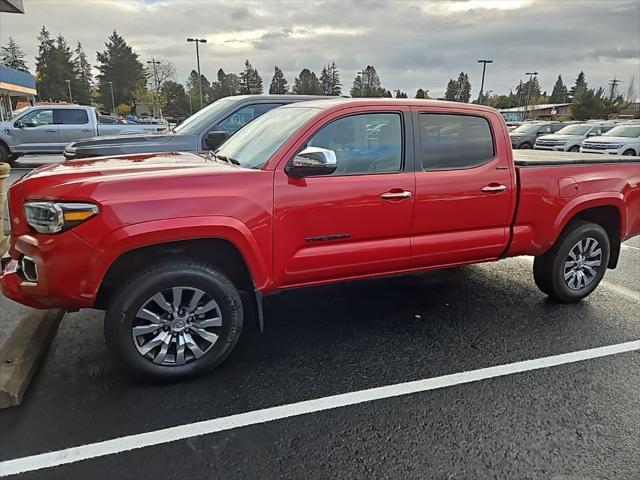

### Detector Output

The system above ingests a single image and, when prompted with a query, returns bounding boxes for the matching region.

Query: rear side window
[54,109,89,125]
[418,114,494,170]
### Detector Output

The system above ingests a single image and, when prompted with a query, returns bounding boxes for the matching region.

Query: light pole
[65,79,73,103]
[147,58,161,117]
[357,69,366,97]
[524,71,538,120]
[108,81,115,115]
[477,59,493,104]
[187,38,207,109]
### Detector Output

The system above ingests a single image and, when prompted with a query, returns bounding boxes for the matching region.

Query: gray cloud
[0,0,638,99]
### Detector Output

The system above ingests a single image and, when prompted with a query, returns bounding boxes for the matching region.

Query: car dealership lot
[0,231,638,478]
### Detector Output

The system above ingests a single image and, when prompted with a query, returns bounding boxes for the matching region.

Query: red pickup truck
[2,99,639,381]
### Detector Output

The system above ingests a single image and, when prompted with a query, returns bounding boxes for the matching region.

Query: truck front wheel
[533,221,610,302]
[104,261,243,382]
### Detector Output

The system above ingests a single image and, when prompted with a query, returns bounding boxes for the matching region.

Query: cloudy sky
[1,0,639,99]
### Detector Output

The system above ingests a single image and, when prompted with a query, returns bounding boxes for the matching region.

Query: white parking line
[621,244,640,252]
[1,340,638,477]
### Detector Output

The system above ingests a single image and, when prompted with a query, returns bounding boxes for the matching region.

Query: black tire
[568,145,580,152]
[533,221,610,302]
[622,149,636,156]
[104,261,243,382]
[519,142,532,149]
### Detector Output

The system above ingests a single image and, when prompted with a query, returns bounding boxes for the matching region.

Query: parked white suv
[535,123,614,152]
[581,124,640,156]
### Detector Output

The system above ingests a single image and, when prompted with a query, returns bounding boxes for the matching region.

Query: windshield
[512,124,541,134]
[603,125,640,138]
[556,125,591,135]
[173,98,236,135]
[215,106,320,169]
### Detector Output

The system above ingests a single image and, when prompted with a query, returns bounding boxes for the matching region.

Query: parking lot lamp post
[187,38,207,109]
[524,71,538,120]
[147,58,161,117]
[477,59,493,104]
[108,81,115,115]
[65,80,73,103]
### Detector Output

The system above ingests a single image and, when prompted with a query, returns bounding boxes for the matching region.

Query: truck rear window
[418,113,494,170]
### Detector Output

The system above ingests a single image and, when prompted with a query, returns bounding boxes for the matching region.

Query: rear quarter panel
[508,162,640,256]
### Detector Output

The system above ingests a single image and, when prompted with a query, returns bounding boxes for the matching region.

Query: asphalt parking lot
[0,161,639,479]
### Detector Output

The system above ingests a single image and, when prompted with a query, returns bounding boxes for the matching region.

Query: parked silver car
[534,122,614,152]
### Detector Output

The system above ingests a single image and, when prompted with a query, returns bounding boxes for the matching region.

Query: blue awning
[0,65,37,96]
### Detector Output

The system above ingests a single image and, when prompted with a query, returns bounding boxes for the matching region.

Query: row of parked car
[508,120,640,156]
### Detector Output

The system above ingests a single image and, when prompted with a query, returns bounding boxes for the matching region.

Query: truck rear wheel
[104,261,243,382]
[533,221,610,302]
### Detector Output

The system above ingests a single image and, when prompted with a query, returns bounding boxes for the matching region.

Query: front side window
[17,109,54,127]
[213,103,282,135]
[54,109,89,125]
[305,112,402,175]
[418,114,494,170]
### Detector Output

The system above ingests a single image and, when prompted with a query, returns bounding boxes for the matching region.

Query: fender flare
[81,215,272,299]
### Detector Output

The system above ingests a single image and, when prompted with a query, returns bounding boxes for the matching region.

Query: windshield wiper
[214,154,241,166]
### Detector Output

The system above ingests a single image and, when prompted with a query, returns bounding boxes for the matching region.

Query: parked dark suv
[509,122,563,149]
[63,95,328,159]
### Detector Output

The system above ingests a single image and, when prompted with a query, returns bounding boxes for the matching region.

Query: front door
[410,109,515,267]
[12,108,60,153]
[273,110,415,287]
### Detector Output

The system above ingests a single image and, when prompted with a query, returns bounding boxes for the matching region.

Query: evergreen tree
[415,88,426,99]
[292,68,323,95]
[570,71,587,99]
[35,26,55,100]
[160,80,189,117]
[186,69,211,107]
[210,68,240,100]
[549,75,567,103]
[1,37,29,72]
[269,66,288,94]
[395,90,408,98]
[72,42,92,104]
[444,73,471,102]
[239,59,263,94]
[320,62,341,96]
[96,30,145,111]
[350,65,385,97]
[572,87,606,120]
[516,76,541,106]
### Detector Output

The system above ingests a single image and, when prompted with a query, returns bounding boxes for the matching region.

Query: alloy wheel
[563,237,602,290]
[131,287,222,365]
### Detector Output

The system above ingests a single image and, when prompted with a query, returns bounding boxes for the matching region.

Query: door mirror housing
[285,147,338,179]
[587,131,597,137]
[14,120,24,129]
[205,131,229,150]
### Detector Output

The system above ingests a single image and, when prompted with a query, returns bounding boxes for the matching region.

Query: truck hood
[66,132,178,149]
[18,151,245,198]
[537,134,583,141]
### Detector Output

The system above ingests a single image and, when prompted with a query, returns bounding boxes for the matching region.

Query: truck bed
[514,150,640,166]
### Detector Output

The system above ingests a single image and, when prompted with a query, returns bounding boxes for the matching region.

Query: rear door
[410,109,516,267]
[273,108,415,287]
[11,108,59,153]
[55,108,93,144]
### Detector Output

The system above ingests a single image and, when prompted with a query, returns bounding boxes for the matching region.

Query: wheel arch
[552,200,623,268]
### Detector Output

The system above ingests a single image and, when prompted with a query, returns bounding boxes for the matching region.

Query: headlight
[24,201,99,234]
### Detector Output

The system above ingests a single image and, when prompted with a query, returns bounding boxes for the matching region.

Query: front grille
[583,142,617,150]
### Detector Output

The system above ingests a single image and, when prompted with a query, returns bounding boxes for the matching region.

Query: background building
[499,103,572,122]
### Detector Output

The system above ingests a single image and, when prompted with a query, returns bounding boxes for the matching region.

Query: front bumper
[0,231,97,309]
[580,148,621,155]
[534,145,566,151]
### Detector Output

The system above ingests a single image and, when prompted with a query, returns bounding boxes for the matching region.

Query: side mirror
[285,147,337,179]
[14,120,24,129]
[587,132,597,137]
[205,131,229,150]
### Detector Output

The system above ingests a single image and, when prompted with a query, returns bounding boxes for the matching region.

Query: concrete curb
[0,308,65,408]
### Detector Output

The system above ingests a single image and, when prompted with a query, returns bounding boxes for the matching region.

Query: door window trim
[414,111,497,172]
[286,110,408,177]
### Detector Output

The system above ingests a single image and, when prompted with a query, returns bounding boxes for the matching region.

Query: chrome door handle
[81,129,91,132]
[481,184,507,193]
[380,190,413,200]
[45,129,56,133]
